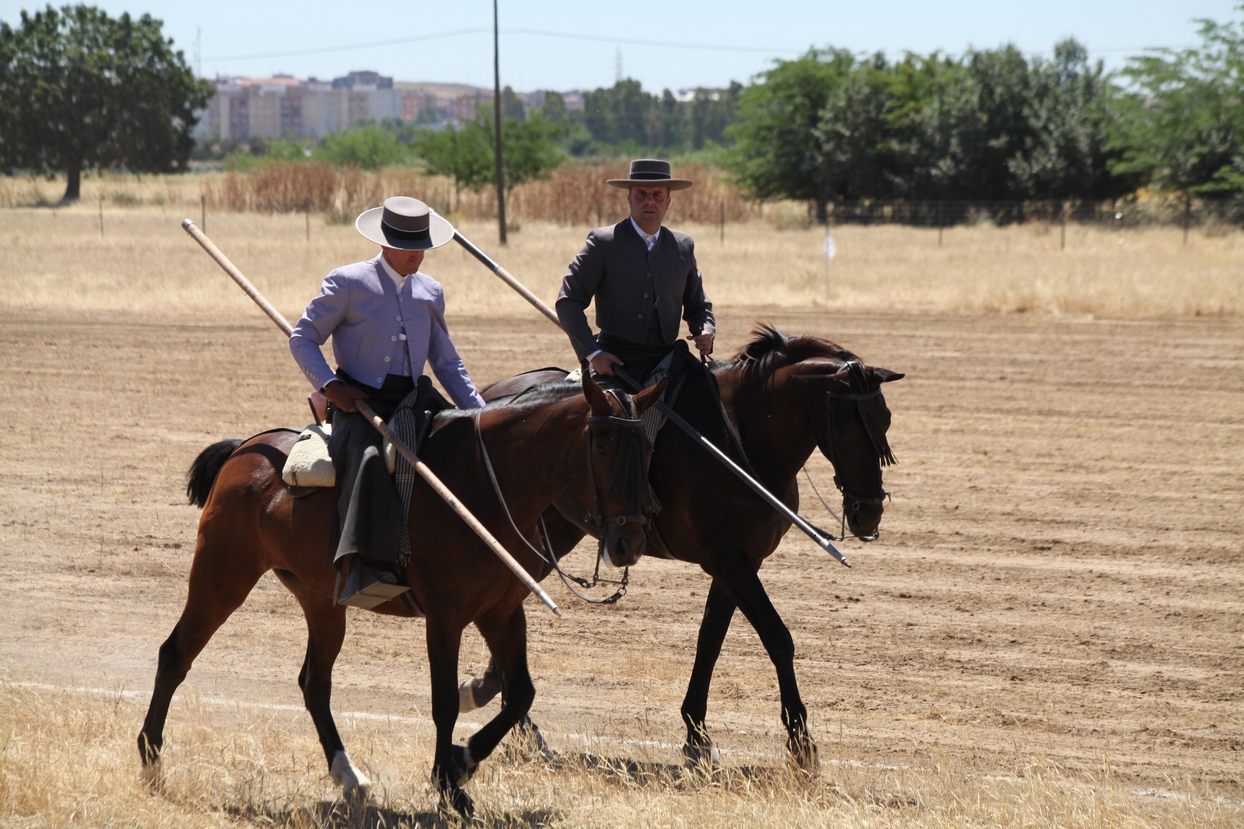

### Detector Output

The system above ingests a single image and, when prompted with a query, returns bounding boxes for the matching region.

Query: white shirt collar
[629,217,661,249]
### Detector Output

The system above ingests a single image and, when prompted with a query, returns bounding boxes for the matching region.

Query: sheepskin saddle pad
[281,424,397,488]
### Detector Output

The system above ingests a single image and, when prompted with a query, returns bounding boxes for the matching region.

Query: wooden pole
[492,0,507,245]
[180,218,561,615]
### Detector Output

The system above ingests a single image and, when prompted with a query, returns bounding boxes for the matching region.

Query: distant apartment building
[192,71,586,143]
[196,71,434,142]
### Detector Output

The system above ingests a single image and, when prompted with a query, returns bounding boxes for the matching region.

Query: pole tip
[182,218,195,230]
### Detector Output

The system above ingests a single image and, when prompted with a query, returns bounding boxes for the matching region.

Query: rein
[472,395,653,605]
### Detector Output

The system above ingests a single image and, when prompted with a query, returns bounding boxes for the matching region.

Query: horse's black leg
[680,578,737,766]
[707,549,817,771]
[470,605,537,761]
[285,587,365,798]
[425,619,473,818]
[137,544,265,784]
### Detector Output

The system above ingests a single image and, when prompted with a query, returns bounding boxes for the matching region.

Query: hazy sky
[3,0,1240,91]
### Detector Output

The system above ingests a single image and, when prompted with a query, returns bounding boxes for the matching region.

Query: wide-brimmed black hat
[607,159,693,191]
[355,196,453,250]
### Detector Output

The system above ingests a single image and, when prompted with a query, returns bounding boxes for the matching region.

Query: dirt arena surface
[1,306,1241,809]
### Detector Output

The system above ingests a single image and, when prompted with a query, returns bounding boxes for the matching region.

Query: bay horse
[136,373,663,818]
[467,325,902,770]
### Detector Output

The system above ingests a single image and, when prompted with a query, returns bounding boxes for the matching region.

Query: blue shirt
[289,253,485,408]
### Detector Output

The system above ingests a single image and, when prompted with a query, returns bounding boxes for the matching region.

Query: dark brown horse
[136,374,663,818]
[467,325,902,769]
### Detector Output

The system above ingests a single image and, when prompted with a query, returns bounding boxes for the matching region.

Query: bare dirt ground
[1,307,1241,810]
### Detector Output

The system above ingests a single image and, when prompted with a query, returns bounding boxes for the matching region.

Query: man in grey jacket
[290,196,485,606]
[556,159,715,386]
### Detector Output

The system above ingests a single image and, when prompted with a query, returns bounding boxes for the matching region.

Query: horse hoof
[138,758,163,791]
[458,679,481,713]
[439,785,475,820]
[506,717,553,763]
[450,744,478,786]
[682,740,722,773]
[330,750,373,799]
[788,736,819,774]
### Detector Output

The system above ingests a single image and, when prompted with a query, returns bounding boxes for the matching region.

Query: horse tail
[186,439,244,508]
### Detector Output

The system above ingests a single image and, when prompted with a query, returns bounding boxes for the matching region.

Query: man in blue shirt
[290,197,485,605]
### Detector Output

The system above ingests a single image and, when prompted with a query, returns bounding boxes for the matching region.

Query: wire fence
[824,198,1244,231]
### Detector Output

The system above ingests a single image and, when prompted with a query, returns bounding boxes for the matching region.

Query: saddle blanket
[281,424,396,488]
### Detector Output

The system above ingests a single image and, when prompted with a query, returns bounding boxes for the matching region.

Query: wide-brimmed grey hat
[355,196,453,250]
[607,159,693,191]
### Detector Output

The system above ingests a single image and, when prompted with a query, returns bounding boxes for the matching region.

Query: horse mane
[727,324,896,466]
[729,324,857,384]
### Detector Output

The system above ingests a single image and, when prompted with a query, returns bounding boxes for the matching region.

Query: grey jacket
[556,219,714,361]
[289,254,484,408]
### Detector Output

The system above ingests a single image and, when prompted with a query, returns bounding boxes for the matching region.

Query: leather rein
[472,394,652,605]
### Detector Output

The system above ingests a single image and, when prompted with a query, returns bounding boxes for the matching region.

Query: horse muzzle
[602,513,649,567]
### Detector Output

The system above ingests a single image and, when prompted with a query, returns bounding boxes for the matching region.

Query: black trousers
[327,372,415,567]
[594,333,675,391]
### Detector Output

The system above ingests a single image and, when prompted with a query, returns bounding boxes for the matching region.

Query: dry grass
[1,681,1233,828]
[1,173,1240,321]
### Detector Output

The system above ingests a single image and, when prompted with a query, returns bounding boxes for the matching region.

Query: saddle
[281,377,451,490]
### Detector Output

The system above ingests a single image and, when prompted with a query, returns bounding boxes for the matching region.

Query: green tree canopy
[0,3,211,201]
[311,123,409,170]
[1110,5,1244,201]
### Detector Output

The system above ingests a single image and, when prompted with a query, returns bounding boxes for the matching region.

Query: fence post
[1060,201,1066,251]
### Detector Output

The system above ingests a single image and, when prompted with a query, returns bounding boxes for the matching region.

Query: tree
[1110,6,1244,202]
[412,121,493,210]
[0,4,211,202]
[312,123,409,170]
[498,115,565,194]
[726,48,858,221]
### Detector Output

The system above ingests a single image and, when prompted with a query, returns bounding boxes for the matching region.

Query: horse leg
[470,606,539,761]
[458,659,501,713]
[708,550,817,771]
[136,537,266,785]
[282,583,368,800]
[680,579,736,767]
[426,619,474,818]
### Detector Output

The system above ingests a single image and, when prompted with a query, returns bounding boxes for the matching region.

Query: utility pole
[493,0,507,245]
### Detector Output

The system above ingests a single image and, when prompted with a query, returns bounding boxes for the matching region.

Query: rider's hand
[687,331,714,356]
[589,351,623,377]
[322,380,369,413]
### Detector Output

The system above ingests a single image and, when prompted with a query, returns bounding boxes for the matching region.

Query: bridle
[473,390,658,604]
[821,360,894,525]
[585,400,659,531]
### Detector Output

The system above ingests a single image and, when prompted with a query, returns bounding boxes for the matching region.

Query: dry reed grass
[0,178,1238,321]
[1,681,1232,828]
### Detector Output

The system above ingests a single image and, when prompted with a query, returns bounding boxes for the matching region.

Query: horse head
[736,325,902,542]
[793,357,902,540]
[581,372,665,567]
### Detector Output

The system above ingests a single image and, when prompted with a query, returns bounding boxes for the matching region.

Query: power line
[201,27,800,64]
[201,25,1200,69]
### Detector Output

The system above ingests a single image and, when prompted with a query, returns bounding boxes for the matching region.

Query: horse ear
[871,367,904,384]
[795,367,852,392]
[632,378,667,416]
[582,368,610,414]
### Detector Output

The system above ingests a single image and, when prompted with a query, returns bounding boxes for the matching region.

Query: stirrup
[336,562,409,609]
